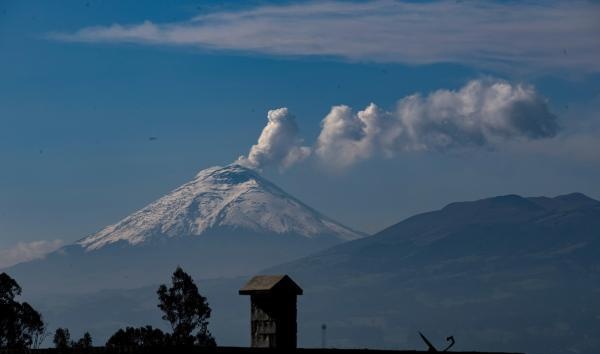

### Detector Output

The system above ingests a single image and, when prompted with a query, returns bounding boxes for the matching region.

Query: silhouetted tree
[106,326,168,348]
[72,332,93,348]
[0,273,20,303]
[157,267,215,347]
[53,328,70,349]
[0,273,45,349]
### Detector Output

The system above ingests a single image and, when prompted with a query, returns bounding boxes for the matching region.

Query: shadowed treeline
[1,268,214,350]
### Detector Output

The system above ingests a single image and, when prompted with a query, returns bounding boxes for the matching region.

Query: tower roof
[239,274,303,295]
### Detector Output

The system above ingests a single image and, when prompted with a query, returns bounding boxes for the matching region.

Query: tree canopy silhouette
[157,266,215,347]
[0,273,45,349]
[106,326,168,348]
[53,328,70,349]
[53,328,94,349]
[106,267,215,348]
[73,332,93,349]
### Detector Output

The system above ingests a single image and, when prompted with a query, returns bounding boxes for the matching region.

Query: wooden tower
[239,274,303,349]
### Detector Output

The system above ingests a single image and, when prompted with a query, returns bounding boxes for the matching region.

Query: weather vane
[419,332,455,352]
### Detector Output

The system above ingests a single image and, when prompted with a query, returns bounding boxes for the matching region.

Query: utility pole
[321,324,327,348]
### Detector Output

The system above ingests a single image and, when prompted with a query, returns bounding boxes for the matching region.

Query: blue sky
[1,0,599,267]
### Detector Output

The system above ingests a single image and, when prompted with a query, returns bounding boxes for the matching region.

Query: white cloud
[0,239,64,269]
[49,1,600,73]
[316,79,558,168]
[237,107,311,170]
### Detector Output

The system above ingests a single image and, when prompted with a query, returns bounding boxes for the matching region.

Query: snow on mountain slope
[79,164,362,251]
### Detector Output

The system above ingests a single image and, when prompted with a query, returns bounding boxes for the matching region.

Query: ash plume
[316,79,558,168]
[237,107,311,170]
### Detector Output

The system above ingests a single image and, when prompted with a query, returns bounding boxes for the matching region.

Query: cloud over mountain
[49,0,600,73]
[0,239,63,269]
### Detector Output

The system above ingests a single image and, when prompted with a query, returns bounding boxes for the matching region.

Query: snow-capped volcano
[79,164,362,251]
[8,164,363,292]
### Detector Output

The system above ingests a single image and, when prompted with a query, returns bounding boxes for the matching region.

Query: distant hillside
[267,193,600,354]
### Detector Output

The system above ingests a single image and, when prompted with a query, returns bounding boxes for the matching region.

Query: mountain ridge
[363,192,600,247]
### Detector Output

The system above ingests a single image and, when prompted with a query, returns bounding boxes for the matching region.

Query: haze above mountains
[3,165,599,354]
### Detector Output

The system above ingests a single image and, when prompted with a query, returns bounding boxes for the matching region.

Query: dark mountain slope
[267,193,600,354]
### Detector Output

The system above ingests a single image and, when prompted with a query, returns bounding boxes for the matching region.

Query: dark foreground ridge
[0,347,525,354]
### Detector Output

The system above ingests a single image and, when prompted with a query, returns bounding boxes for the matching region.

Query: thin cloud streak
[49,1,600,73]
[0,239,64,269]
